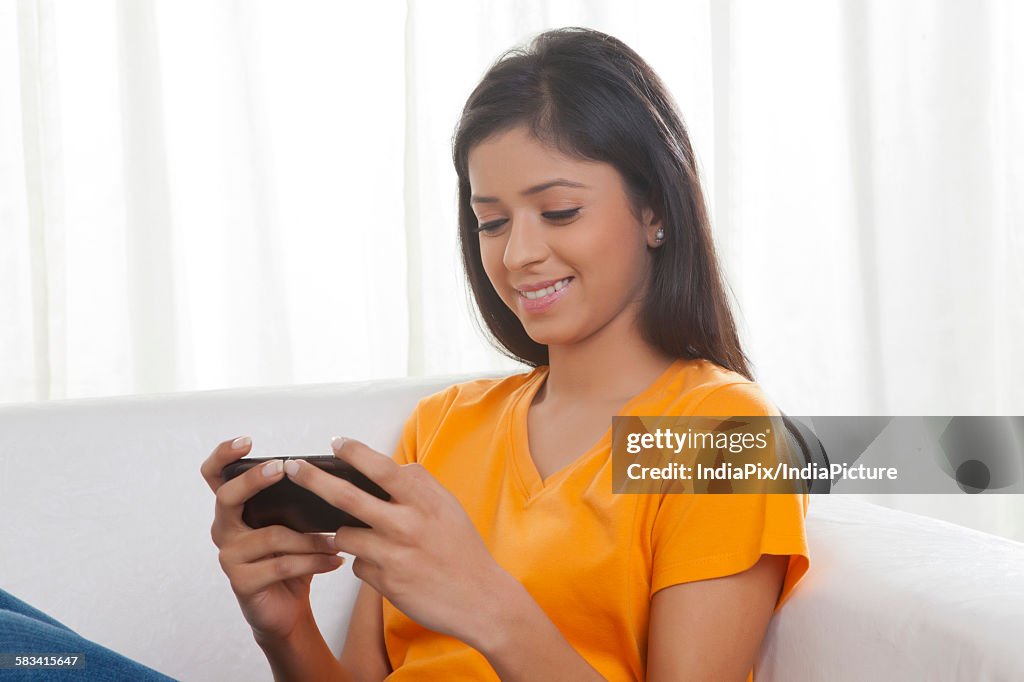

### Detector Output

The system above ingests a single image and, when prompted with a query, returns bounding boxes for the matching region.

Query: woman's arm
[255,609,354,682]
[283,440,604,680]
[338,582,392,682]
[646,553,789,682]
[257,581,392,682]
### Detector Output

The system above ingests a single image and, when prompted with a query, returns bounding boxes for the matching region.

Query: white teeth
[522,277,572,300]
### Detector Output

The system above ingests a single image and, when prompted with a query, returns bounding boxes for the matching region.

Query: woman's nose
[502,217,549,271]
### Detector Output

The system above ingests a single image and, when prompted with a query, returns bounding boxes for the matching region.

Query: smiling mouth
[517,277,574,299]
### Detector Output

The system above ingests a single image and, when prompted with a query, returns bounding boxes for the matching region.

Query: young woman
[201,27,811,681]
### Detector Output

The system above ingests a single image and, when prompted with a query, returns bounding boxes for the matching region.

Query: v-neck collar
[508,358,687,503]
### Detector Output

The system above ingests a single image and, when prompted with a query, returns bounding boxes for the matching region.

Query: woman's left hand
[282,437,511,644]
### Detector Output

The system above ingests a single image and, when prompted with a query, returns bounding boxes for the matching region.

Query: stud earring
[655,228,665,242]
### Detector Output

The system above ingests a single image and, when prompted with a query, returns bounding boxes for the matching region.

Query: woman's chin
[521,324,576,348]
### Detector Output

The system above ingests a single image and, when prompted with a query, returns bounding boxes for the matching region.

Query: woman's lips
[518,277,573,313]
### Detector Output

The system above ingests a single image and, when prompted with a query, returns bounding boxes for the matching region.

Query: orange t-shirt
[382,358,811,681]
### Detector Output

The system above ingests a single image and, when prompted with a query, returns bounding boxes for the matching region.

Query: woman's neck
[536,340,677,409]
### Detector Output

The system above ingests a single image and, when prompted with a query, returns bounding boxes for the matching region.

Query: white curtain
[2,1,1022,536]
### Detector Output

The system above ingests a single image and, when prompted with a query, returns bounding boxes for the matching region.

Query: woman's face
[468,125,661,349]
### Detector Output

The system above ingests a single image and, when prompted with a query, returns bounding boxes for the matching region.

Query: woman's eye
[544,208,581,222]
[475,208,581,234]
[475,219,506,234]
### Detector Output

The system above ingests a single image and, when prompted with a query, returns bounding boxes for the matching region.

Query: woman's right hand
[199,436,346,643]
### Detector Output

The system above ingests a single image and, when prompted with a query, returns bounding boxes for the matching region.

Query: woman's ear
[643,207,664,248]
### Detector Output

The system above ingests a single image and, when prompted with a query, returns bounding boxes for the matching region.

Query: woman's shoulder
[411,366,543,424]
[661,358,779,417]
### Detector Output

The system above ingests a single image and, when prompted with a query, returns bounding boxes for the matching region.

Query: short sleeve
[388,384,458,467]
[649,382,811,612]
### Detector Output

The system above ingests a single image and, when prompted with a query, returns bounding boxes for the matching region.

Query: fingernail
[331,436,347,453]
[284,460,300,476]
[262,460,283,477]
[232,436,251,450]
[328,534,338,551]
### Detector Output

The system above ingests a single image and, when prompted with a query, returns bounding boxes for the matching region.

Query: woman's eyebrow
[470,178,589,204]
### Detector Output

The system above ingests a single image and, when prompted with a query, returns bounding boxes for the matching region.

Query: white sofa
[2,374,1023,681]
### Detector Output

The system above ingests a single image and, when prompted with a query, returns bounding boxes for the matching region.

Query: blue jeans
[0,588,178,681]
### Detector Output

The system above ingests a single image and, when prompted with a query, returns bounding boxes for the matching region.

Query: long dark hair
[452,27,754,381]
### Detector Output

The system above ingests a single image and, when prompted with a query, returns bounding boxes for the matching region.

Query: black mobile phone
[220,455,391,533]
